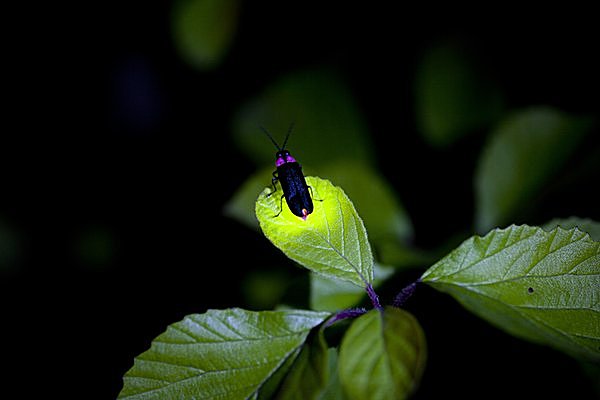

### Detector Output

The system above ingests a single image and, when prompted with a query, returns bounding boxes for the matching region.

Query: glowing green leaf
[256,177,374,287]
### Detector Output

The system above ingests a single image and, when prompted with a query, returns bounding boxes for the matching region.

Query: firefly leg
[267,171,279,197]
[308,186,323,202]
[274,194,285,217]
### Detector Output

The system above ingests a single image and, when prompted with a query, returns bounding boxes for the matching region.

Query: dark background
[3,2,598,398]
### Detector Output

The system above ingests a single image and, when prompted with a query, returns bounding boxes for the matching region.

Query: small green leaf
[338,307,427,400]
[233,68,374,167]
[543,217,600,241]
[171,0,239,70]
[421,224,600,362]
[118,308,330,399]
[274,327,330,399]
[475,107,591,232]
[415,40,504,146]
[256,176,374,287]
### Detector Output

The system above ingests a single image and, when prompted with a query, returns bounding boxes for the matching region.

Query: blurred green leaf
[321,161,413,244]
[318,349,347,400]
[233,68,374,167]
[171,0,239,70]
[374,239,436,268]
[256,177,374,287]
[338,307,427,400]
[415,40,504,146]
[274,327,330,400]
[310,264,394,312]
[76,226,115,269]
[242,270,291,310]
[421,224,600,363]
[543,217,600,241]
[475,107,591,232]
[224,167,272,230]
[119,308,329,399]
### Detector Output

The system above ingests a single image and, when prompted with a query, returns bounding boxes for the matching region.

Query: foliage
[422,224,599,362]
[120,195,599,398]
[118,13,599,399]
[255,177,373,287]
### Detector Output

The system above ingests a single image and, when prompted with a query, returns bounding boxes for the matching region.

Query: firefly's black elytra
[261,123,314,220]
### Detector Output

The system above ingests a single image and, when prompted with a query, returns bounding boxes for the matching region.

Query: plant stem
[393,280,419,308]
[324,307,367,327]
[366,283,383,310]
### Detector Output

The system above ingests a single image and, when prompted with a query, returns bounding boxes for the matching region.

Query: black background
[3,2,598,398]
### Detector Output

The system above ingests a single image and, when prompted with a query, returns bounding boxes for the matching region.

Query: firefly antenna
[259,125,281,151]
[281,121,295,151]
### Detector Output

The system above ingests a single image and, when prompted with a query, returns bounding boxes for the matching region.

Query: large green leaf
[475,107,591,232]
[256,176,374,287]
[233,68,374,167]
[414,40,504,146]
[118,308,329,399]
[338,307,427,400]
[421,224,600,362]
[171,0,240,70]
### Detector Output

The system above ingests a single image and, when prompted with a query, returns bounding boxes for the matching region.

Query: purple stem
[324,307,367,327]
[366,283,383,310]
[393,280,419,308]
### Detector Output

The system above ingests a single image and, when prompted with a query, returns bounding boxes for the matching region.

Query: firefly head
[275,150,297,167]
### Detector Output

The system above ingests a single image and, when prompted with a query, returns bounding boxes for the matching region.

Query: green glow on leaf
[256,176,374,287]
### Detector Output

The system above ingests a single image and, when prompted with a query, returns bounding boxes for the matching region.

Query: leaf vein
[523,232,587,276]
